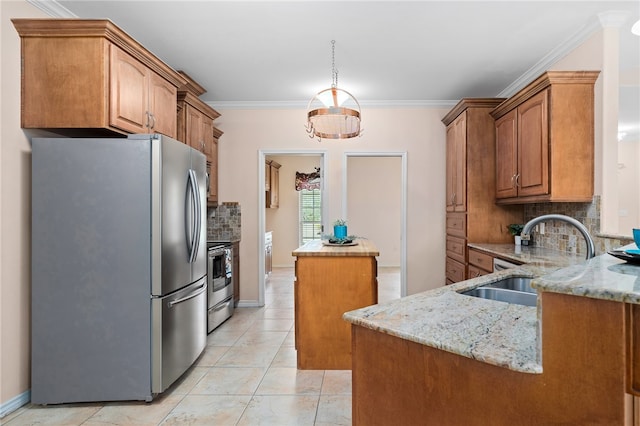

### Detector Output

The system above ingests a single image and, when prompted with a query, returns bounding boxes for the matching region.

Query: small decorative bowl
[634,228,640,248]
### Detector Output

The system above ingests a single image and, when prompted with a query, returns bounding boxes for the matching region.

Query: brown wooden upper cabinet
[12,19,187,138]
[176,72,223,206]
[490,71,600,204]
[110,46,179,137]
[445,112,467,212]
[265,160,281,209]
[208,128,223,206]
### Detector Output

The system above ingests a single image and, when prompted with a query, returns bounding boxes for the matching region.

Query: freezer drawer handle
[213,299,232,312]
[167,282,206,308]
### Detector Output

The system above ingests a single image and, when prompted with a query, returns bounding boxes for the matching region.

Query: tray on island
[322,239,358,247]
[607,249,640,265]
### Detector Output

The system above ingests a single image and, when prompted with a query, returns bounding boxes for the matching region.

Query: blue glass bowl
[634,228,640,249]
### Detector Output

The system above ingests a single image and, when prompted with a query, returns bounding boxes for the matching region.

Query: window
[299,189,322,245]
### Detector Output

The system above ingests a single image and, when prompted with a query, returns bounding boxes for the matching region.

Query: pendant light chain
[305,39,361,141]
[331,40,338,88]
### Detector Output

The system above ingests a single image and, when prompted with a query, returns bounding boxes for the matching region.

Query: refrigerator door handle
[186,169,198,263]
[192,169,201,263]
[166,282,207,308]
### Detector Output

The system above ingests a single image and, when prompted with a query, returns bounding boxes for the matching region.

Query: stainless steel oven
[207,243,233,332]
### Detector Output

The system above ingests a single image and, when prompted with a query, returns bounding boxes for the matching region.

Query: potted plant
[507,224,524,246]
[333,219,348,239]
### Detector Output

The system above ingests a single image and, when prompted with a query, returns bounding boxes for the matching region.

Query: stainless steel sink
[484,276,535,294]
[460,277,537,307]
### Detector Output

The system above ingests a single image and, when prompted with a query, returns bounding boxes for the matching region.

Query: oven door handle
[167,282,207,308]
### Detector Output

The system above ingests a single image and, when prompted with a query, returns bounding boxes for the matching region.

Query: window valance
[295,168,321,191]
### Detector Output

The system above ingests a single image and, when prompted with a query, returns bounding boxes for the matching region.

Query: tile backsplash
[207,202,241,241]
[524,195,633,256]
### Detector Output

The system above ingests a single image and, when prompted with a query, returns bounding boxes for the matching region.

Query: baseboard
[236,300,262,308]
[0,389,30,419]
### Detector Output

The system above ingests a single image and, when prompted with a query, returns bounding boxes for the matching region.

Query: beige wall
[1,0,49,409]
[347,156,402,267]
[618,139,640,231]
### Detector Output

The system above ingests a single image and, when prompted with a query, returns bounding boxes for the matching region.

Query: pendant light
[305,40,362,142]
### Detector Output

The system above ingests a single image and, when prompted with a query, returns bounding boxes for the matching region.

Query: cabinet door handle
[149,113,156,130]
[515,173,520,188]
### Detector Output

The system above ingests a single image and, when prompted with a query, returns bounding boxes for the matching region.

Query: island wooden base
[295,255,377,370]
[352,292,628,425]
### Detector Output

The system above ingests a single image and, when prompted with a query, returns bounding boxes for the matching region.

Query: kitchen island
[292,238,379,370]
[344,244,640,425]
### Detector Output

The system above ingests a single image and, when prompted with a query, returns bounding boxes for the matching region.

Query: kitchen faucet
[521,214,596,260]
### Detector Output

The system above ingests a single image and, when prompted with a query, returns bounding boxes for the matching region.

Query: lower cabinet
[351,293,628,425]
[232,241,240,307]
[467,248,493,277]
[445,257,465,284]
[293,241,378,370]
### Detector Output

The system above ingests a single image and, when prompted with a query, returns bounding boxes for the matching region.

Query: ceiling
[36,1,639,112]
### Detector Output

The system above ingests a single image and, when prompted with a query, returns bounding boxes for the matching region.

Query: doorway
[258,150,327,306]
[343,153,407,299]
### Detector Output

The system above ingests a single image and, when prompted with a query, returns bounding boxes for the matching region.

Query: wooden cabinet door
[445,123,456,212]
[109,45,149,134]
[202,115,214,159]
[517,90,549,197]
[495,109,518,199]
[208,139,219,205]
[148,71,177,138]
[445,113,466,212]
[270,166,280,208]
[453,113,466,212]
[265,162,271,191]
[185,105,204,151]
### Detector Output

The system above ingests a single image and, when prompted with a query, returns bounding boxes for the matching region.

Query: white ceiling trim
[206,99,459,110]
[28,0,76,18]
[497,16,603,98]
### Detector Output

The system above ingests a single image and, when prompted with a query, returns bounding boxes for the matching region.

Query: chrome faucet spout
[521,214,596,260]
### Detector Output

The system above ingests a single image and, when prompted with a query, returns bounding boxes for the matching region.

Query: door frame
[258,149,327,307]
[343,152,408,297]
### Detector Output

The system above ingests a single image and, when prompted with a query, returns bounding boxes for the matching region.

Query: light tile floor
[5,267,400,426]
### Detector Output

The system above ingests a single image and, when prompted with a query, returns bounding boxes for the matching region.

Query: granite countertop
[343,243,640,374]
[292,238,379,257]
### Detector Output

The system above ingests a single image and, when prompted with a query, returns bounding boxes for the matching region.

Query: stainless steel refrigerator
[31,134,207,404]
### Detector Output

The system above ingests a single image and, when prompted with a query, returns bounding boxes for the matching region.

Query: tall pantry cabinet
[442,99,523,284]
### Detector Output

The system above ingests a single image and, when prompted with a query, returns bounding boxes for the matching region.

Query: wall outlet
[539,222,545,235]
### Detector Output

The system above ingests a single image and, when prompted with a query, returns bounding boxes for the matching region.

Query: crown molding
[498,16,603,98]
[597,10,630,28]
[27,0,77,18]
[206,99,458,110]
